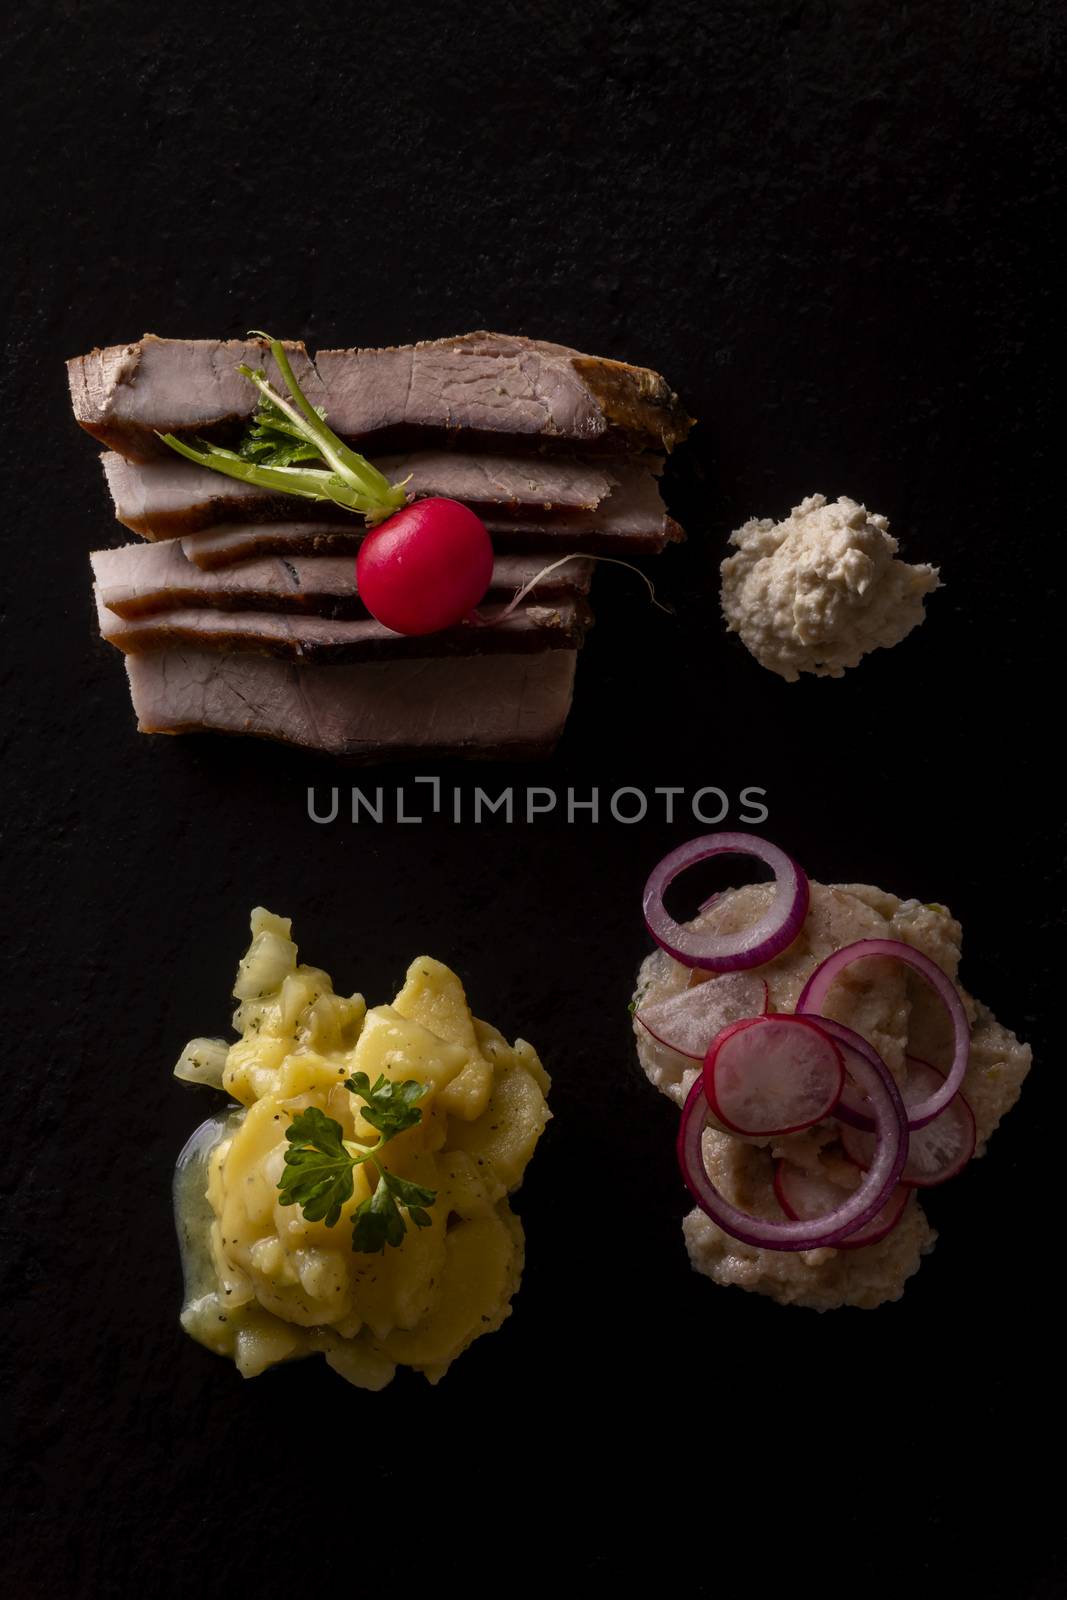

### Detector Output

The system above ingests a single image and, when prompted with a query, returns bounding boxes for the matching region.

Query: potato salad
[175,909,550,1390]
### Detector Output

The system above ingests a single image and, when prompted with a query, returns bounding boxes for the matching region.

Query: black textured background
[2,2,1061,1596]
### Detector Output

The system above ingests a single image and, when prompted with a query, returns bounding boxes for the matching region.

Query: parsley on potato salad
[174,910,550,1390]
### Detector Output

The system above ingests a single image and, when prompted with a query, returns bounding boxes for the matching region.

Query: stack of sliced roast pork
[68,332,691,760]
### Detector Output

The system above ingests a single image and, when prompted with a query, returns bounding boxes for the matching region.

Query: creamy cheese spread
[720,494,939,680]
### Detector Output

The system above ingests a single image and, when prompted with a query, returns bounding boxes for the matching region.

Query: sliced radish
[793,1014,891,1135]
[704,1015,845,1137]
[840,1057,976,1187]
[637,973,769,1060]
[773,1160,910,1248]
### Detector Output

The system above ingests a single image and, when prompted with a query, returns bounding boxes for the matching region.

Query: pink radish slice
[796,938,969,1130]
[704,1015,845,1137]
[637,974,769,1060]
[688,965,769,1003]
[795,1014,897,1136]
[643,832,809,973]
[677,1023,907,1251]
[773,1160,910,1248]
[840,1057,976,1187]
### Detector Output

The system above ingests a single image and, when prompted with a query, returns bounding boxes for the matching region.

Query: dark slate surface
[2,2,1060,1595]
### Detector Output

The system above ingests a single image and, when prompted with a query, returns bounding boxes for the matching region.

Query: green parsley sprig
[277,1072,437,1254]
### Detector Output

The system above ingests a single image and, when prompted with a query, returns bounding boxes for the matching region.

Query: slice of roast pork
[92,539,593,620]
[69,331,692,461]
[95,589,592,663]
[312,332,692,455]
[483,459,682,553]
[68,337,325,463]
[102,452,679,558]
[126,646,578,761]
[101,449,619,538]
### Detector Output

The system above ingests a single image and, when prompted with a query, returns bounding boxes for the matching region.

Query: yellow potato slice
[451,1061,551,1193]
[377,1213,520,1373]
[323,1338,395,1392]
[392,957,478,1048]
[437,1056,494,1121]
[347,1006,471,1138]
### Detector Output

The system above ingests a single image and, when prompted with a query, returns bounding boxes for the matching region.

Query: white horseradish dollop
[720,493,939,681]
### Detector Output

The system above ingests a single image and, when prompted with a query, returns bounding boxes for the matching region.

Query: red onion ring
[643,833,809,973]
[795,938,970,1130]
[677,1018,908,1251]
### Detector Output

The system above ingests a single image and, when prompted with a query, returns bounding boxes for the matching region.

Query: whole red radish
[356,497,494,635]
